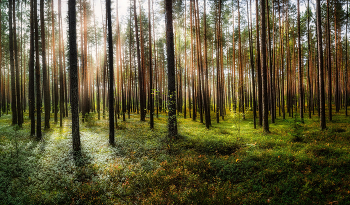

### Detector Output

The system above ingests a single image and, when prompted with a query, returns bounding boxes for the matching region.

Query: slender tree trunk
[93,1,100,120]
[107,0,114,145]
[204,0,211,128]
[139,5,146,122]
[191,0,196,121]
[238,0,244,118]
[216,0,221,123]
[149,0,154,129]
[59,0,64,127]
[248,0,256,128]
[69,0,81,154]
[165,0,177,139]
[327,0,332,121]
[134,0,145,122]
[316,0,326,129]
[0,0,2,118]
[261,0,269,132]
[298,0,304,122]
[267,0,275,123]
[41,0,50,129]
[184,2,187,119]
[9,0,17,125]
[334,4,339,113]
[29,0,35,135]
[307,0,312,118]
[53,0,58,123]
[256,0,262,125]
[279,0,285,120]
[103,20,107,119]
[13,1,22,126]
[346,0,348,116]
[34,0,41,138]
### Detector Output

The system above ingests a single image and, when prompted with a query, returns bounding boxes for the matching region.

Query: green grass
[1,109,350,204]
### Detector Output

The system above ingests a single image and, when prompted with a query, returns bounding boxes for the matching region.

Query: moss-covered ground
[1,109,350,204]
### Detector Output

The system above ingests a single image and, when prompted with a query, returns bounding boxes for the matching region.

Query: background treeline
[0,0,349,138]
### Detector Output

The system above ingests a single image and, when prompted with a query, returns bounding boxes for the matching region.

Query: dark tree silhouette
[68,0,81,154]
[41,0,50,129]
[9,0,17,125]
[34,0,42,139]
[107,0,115,145]
[149,0,154,129]
[261,0,269,132]
[327,0,332,121]
[13,0,23,126]
[316,0,326,130]
[133,0,145,121]
[166,0,177,139]
[29,0,35,136]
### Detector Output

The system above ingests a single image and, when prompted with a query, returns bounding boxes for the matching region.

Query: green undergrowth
[0,110,350,204]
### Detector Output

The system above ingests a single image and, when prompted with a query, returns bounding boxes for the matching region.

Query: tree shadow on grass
[72,150,96,183]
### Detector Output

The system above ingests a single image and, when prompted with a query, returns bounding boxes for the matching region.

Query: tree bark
[149,0,154,129]
[9,0,17,125]
[29,0,35,135]
[256,0,262,125]
[107,0,115,145]
[166,0,177,139]
[327,0,332,121]
[34,0,42,138]
[59,0,64,127]
[13,0,23,126]
[248,0,256,128]
[261,0,269,132]
[298,0,304,122]
[41,0,50,129]
[68,0,81,154]
[346,0,348,116]
[316,0,326,129]
[133,0,145,122]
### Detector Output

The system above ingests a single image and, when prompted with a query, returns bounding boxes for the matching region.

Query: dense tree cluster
[0,0,349,152]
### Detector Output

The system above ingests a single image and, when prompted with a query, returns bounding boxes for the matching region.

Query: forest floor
[1,109,350,204]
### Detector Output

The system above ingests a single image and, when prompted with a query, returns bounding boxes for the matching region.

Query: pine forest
[1,0,350,204]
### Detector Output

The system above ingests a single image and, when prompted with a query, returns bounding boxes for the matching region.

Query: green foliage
[0,111,350,204]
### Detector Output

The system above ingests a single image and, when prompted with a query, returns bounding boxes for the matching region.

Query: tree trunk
[41,0,50,129]
[248,0,256,128]
[29,0,35,135]
[13,1,23,126]
[261,0,269,132]
[34,0,42,138]
[256,0,262,125]
[106,0,115,145]
[298,0,304,122]
[134,0,145,122]
[307,0,312,118]
[165,0,177,139]
[9,0,17,125]
[327,0,332,121]
[204,0,211,128]
[267,0,274,123]
[238,0,244,118]
[59,0,64,127]
[346,0,348,116]
[279,0,285,120]
[68,0,81,154]
[149,0,154,129]
[184,2,187,119]
[0,0,2,118]
[316,0,326,129]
